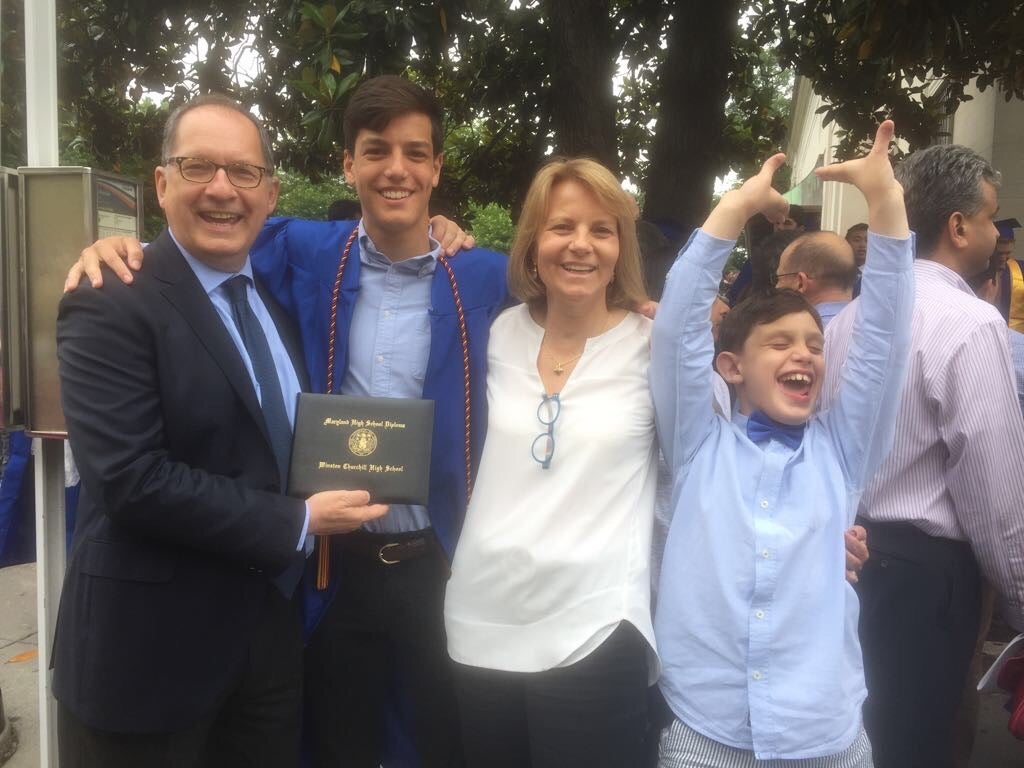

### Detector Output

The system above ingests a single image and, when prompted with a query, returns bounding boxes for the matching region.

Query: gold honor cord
[316,230,474,590]
[1009,259,1024,333]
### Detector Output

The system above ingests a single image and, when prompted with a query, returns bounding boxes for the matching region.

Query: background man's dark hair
[752,229,803,291]
[162,94,275,168]
[784,232,859,291]
[326,199,362,221]
[894,144,1000,257]
[968,250,1005,292]
[717,289,823,355]
[343,75,444,156]
[845,222,868,239]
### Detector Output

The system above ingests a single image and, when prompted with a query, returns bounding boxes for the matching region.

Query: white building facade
[785,76,1024,235]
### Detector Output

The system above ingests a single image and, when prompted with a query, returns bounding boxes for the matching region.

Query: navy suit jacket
[53,230,309,733]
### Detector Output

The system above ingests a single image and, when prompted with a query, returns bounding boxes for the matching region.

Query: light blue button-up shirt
[815,299,850,328]
[340,222,441,533]
[172,230,309,551]
[650,229,913,759]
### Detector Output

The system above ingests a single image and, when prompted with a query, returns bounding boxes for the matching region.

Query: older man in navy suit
[53,95,387,768]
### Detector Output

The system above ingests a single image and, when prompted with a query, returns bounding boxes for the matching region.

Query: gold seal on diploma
[348,428,378,457]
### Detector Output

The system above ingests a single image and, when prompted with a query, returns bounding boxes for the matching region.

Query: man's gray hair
[161,94,275,169]
[894,144,1000,257]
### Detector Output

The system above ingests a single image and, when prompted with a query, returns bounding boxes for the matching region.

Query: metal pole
[32,440,63,768]
[24,1,63,766]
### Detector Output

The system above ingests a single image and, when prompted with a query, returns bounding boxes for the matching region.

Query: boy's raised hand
[815,120,909,239]
[703,153,789,242]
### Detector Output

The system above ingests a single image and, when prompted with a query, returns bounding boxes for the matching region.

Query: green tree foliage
[4,0,1019,237]
[467,201,514,254]
[275,171,356,220]
[749,0,1024,157]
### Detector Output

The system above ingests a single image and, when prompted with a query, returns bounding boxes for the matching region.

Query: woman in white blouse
[443,158,658,767]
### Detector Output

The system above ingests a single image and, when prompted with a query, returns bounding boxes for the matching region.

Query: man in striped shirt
[822,144,1024,768]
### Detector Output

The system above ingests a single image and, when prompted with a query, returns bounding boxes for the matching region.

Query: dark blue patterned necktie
[746,410,806,450]
[223,275,302,595]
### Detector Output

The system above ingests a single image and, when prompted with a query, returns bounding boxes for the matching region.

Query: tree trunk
[643,1,739,234]
[544,0,619,171]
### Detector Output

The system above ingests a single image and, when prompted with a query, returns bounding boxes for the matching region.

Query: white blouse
[444,304,659,680]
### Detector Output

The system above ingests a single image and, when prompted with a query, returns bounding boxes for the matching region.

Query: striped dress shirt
[822,258,1024,629]
[1009,329,1024,419]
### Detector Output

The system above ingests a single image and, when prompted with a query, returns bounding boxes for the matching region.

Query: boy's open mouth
[778,372,813,399]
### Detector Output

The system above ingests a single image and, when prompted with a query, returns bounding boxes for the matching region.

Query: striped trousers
[657,719,874,768]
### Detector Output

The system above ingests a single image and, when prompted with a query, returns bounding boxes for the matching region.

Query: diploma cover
[288,393,434,505]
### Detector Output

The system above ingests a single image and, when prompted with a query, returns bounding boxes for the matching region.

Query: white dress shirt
[823,258,1024,629]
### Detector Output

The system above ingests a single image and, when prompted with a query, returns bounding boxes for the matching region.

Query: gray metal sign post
[24,1,62,765]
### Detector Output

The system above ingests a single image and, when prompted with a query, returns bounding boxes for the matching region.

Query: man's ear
[266,174,281,215]
[342,149,355,185]
[716,350,743,385]
[947,212,968,248]
[154,165,168,210]
[431,151,443,189]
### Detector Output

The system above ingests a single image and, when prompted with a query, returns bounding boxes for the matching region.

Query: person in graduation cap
[990,218,1024,417]
[995,217,1024,330]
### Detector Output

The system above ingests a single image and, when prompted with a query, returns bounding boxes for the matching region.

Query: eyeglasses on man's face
[166,156,271,189]
[531,393,561,470]
[772,271,801,286]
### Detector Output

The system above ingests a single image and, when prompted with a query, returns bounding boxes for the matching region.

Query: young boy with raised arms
[651,121,912,766]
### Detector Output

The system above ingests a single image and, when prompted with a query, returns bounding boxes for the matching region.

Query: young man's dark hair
[342,74,444,156]
[717,289,823,355]
[845,222,868,239]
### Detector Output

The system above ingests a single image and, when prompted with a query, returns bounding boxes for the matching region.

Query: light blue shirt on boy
[650,229,914,759]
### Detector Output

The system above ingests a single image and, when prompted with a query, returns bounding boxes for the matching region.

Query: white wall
[992,95,1024,223]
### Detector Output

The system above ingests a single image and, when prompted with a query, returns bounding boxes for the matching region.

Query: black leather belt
[340,530,434,566]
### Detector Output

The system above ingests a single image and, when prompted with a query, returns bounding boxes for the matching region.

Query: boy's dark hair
[343,75,444,156]
[718,289,823,355]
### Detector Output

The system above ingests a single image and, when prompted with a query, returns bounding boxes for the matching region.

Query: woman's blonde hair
[508,157,646,309]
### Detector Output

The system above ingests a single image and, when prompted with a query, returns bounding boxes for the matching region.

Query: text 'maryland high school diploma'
[288,394,434,505]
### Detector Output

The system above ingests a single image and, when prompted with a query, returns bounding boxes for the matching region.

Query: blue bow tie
[746,410,806,450]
